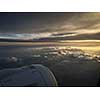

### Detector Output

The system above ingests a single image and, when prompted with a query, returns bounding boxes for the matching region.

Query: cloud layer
[0,12,100,40]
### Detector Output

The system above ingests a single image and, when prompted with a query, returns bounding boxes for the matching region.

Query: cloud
[0,12,100,40]
[0,33,52,40]
[35,32,100,41]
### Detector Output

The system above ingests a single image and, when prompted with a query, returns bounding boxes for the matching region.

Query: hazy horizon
[0,12,100,41]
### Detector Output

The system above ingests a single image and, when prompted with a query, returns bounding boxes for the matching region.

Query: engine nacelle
[0,64,58,87]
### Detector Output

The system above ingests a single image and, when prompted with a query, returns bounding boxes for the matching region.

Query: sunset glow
[0,13,100,86]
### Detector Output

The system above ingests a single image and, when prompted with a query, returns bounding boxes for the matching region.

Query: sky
[0,12,100,41]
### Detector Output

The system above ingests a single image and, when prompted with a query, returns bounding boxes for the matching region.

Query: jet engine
[0,64,58,87]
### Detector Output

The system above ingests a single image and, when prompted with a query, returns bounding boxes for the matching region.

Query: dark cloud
[70,32,100,40]
[36,32,100,41]
[51,32,75,36]
[0,12,75,33]
[0,12,100,40]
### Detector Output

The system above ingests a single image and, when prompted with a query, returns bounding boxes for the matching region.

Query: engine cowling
[0,64,58,87]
